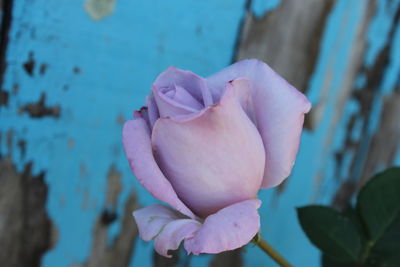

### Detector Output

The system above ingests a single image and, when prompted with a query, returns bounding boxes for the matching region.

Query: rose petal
[151,81,265,217]
[184,199,261,255]
[122,117,195,218]
[165,84,203,109]
[133,204,201,258]
[146,93,160,128]
[154,219,201,257]
[207,59,311,188]
[227,78,256,122]
[133,204,184,241]
[154,66,213,107]
[153,84,202,118]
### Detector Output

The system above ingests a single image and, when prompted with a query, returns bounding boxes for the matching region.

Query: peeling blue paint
[1,0,246,267]
[242,0,372,264]
[1,0,399,266]
[365,0,400,67]
[251,0,281,18]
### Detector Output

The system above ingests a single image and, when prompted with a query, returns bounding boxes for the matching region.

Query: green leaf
[322,254,356,267]
[357,168,400,243]
[364,214,400,267]
[297,206,362,261]
[370,213,400,255]
[365,250,400,267]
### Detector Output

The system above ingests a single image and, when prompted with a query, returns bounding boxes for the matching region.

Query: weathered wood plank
[235,0,400,266]
[0,159,53,267]
[236,0,335,94]
[0,1,247,267]
[0,0,399,266]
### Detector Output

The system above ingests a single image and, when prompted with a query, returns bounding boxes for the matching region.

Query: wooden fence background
[1,0,399,266]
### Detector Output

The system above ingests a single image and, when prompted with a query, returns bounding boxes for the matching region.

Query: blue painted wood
[1,0,399,266]
[1,0,246,266]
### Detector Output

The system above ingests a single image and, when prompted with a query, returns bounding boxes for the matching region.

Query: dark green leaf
[371,213,400,255]
[357,168,400,243]
[342,206,369,243]
[365,250,400,267]
[322,254,356,267]
[364,214,400,267]
[297,206,362,261]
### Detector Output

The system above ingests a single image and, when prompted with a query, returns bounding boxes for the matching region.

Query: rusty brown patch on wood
[80,193,138,267]
[234,0,339,194]
[332,2,400,209]
[79,165,139,267]
[359,91,400,184]
[20,93,60,118]
[235,0,335,94]
[210,248,243,267]
[106,164,122,208]
[23,51,36,76]
[0,159,55,267]
[332,180,356,210]
[0,88,8,106]
[153,249,180,267]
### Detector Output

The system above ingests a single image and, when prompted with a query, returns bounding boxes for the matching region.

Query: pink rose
[123,59,311,257]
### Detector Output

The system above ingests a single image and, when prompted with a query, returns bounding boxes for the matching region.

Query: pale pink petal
[151,81,265,217]
[166,85,203,109]
[122,117,195,218]
[146,93,159,128]
[184,199,261,255]
[154,219,201,257]
[133,204,184,241]
[154,66,213,107]
[207,59,311,188]
[227,78,256,122]
[153,84,202,118]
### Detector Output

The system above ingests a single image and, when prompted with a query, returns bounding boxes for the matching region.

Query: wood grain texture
[0,1,246,267]
[333,2,400,208]
[236,0,400,266]
[236,0,335,93]
[0,159,54,267]
[210,249,243,267]
[78,166,139,267]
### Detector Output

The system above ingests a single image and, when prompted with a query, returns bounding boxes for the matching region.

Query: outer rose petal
[154,219,201,257]
[207,59,311,188]
[184,199,261,255]
[133,201,261,257]
[133,204,184,241]
[122,117,195,218]
[151,80,265,217]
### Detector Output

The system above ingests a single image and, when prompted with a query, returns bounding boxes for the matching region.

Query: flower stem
[253,234,292,267]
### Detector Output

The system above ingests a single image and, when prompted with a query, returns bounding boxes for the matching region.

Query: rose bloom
[123,59,311,257]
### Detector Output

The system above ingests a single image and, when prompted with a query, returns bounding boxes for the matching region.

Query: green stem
[253,234,292,267]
